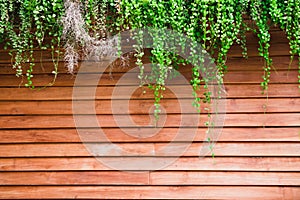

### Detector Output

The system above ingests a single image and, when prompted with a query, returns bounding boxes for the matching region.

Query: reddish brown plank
[0,186,299,199]
[223,70,298,84]
[226,56,298,71]
[0,98,298,115]
[0,113,299,128]
[0,127,299,143]
[228,42,291,57]
[0,142,299,157]
[1,157,300,171]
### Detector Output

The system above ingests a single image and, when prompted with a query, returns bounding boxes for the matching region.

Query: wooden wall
[0,30,299,199]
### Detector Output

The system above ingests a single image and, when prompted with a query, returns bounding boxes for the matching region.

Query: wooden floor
[0,30,299,199]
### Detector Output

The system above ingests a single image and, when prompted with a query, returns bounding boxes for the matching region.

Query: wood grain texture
[0,113,299,128]
[0,142,299,157]
[0,29,299,200]
[1,157,300,171]
[0,127,299,143]
[0,186,299,199]
[149,171,300,185]
[0,171,299,186]
[0,98,299,115]
[0,171,149,185]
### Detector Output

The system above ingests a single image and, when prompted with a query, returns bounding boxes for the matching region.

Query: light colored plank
[150,171,300,185]
[1,157,300,171]
[0,143,299,157]
[0,186,298,199]
[0,143,155,157]
[160,142,300,157]
[0,171,149,185]
[1,171,299,186]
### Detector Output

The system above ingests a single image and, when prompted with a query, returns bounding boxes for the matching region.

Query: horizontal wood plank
[0,171,299,186]
[0,84,298,101]
[0,143,299,157]
[0,171,149,186]
[0,186,299,199]
[150,171,300,186]
[1,157,300,171]
[0,113,298,128]
[0,98,298,115]
[0,127,299,143]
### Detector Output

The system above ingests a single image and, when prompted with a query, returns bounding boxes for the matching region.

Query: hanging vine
[269,0,300,88]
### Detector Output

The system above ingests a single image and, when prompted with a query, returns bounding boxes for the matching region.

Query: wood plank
[0,171,149,185]
[223,70,298,84]
[1,157,300,171]
[0,127,299,143]
[0,113,298,128]
[0,142,299,157]
[245,30,289,44]
[0,143,156,157]
[0,186,299,199]
[150,171,300,186]
[228,42,291,57]
[0,84,298,101]
[1,171,298,186]
[226,56,299,71]
[160,142,300,157]
[0,70,297,87]
[0,98,299,115]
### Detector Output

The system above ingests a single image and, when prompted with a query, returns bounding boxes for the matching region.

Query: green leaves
[0,0,64,88]
[0,0,299,98]
[250,0,272,92]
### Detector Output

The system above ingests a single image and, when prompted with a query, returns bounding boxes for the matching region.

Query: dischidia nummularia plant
[0,0,299,119]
